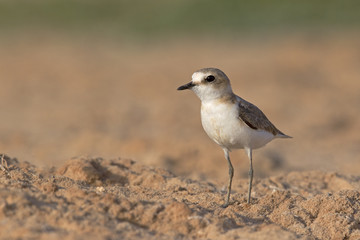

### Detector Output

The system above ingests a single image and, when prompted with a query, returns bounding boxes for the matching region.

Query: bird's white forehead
[191,71,206,84]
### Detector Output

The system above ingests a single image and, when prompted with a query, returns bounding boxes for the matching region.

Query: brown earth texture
[1,155,360,239]
[1,32,360,239]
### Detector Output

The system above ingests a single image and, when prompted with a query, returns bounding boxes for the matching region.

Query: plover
[177,68,291,207]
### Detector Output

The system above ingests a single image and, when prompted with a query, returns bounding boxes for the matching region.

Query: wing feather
[237,97,285,136]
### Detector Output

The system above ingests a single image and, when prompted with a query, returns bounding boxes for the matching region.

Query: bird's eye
[205,75,215,82]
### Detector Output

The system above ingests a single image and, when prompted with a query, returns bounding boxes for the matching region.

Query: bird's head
[177,68,233,102]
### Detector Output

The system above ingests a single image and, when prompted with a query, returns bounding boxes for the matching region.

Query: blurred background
[1,0,360,184]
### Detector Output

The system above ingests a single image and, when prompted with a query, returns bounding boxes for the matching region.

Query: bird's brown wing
[237,98,285,136]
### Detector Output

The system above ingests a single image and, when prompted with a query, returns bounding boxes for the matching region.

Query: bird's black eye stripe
[205,75,215,82]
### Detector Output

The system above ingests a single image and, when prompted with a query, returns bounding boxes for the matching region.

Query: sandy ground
[1,32,360,239]
[1,155,360,239]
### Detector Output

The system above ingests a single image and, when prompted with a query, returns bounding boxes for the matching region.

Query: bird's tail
[276,132,292,139]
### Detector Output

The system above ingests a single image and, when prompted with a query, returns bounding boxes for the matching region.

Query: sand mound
[1,154,360,239]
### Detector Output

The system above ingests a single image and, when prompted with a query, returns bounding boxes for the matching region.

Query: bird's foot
[221,200,231,208]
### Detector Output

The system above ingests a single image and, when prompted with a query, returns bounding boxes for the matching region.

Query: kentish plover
[177,68,291,207]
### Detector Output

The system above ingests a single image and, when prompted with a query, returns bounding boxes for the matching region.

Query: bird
[177,68,291,207]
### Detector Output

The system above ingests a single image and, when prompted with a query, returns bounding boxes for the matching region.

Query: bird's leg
[222,148,233,208]
[246,148,253,204]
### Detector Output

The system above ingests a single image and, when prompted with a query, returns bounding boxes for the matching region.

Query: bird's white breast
[200,99,274,150]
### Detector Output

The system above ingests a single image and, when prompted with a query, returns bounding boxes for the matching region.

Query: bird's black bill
[177,82,194,91]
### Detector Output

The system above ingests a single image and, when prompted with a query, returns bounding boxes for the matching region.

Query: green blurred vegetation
[0,0,359,38]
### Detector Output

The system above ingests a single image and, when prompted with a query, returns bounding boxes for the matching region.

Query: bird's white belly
[201,101,274,150]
